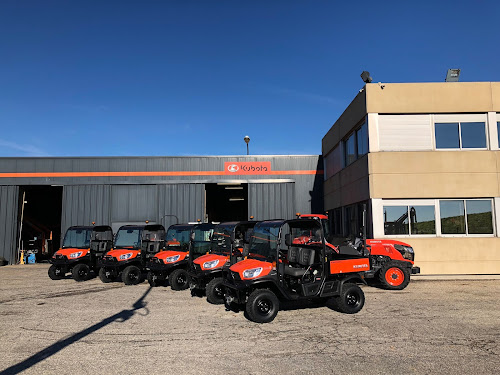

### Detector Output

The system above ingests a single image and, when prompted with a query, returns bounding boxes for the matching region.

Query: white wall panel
[378,114,433,151]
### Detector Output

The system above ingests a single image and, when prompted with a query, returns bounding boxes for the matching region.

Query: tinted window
[356,122,368,156]
[497,122,500,147]
[466,200,493,234]
[440,200,466,234]
[461,122,486,148]
[383,206,409,235]
[344,134,356,166]
[410,206,436,235]
[435,123,459,149]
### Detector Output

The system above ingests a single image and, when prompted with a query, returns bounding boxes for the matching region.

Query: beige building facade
[322,82,500,275]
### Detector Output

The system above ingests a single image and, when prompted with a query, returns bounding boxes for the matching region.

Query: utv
[99,224,164,285]
[223,218,370,323]
[298,213,420,290]
[147,223,215,290]
[189,221,256,304]
[49,225,113,281]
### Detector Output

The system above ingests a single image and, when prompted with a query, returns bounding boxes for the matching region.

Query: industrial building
[322,81,500,275]
[0,155,323,264]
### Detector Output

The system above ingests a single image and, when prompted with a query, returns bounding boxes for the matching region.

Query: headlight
[203,259,219,269]
[242,267,263,279]
[394,245,414,261]
[119,252,133,260]
[165,254,181,263]
[70,251,83,259]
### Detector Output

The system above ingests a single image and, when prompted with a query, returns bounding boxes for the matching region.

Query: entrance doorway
[18,186,63,261]
[205,183,248,222]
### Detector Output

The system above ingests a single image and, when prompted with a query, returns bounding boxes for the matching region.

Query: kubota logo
[227,164,239,173]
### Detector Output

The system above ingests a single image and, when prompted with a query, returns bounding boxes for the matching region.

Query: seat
[283,247,316,277]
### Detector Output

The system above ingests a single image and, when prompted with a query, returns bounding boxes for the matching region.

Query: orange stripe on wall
[0,170,324,178]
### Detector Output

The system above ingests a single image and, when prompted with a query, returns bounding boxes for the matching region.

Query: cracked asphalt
[0,264,499,375]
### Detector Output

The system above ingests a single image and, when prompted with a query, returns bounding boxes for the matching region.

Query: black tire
[333,283,365,314]
[245,289,280,323]
[378,261,410,290]
[147,271,162,287]
[72,263,90,282]
[169,268,190,291]
[206,277,225,305]
[48,264,64,280]
[99,267,115,283]
[122,265,143,285]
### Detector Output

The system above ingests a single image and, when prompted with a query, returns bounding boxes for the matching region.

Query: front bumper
[411,266,421,275]
[50,255,86,267]
[147,259,188,272]
[188,265,223,289]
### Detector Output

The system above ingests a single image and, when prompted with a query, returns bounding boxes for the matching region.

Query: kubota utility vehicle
[189,221,256,304]
[223,218,370,323]
[49,225,113,281]
[99,224,165,285]
[298,213,420,290]
[147,223,215,290]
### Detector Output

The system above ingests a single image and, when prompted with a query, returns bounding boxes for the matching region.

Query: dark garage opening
[205,183,248,222]
[18,186,63,261]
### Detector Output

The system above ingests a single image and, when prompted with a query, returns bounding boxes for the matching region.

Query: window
[342,120,368,167]
[435,122,486,149]
[383,205,436,235]
[356,122,368,156]
[324,145,342,179]
[497,122,500,148]
[440,199,493,235]
[344,133,356,167]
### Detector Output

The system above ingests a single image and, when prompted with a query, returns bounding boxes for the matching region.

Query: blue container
[27,253,36,264]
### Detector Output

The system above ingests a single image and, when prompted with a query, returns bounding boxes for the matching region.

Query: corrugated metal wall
[158,184,205,228]
[0,186,19,264]
[61,185,111,237]
[248,183,295,221]
[111,185,158,223]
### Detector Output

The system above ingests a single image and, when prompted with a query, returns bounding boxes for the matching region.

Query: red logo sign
[224,162,271,175]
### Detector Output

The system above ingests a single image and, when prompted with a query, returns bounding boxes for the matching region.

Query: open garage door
[0,186,19,264]
[248,182,295,221]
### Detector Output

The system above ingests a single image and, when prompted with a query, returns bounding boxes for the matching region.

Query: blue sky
[1,0,499,157]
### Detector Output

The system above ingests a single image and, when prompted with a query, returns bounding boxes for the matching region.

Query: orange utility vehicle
[99,224,165,285]
[147,223,215,290]
[49,225,113,281]
[223,218,369,323]
[299,213,420,290]
[189,221,256,304]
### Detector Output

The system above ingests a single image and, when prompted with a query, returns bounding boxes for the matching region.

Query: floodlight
[445,69,460,82]
[360,71,372,83]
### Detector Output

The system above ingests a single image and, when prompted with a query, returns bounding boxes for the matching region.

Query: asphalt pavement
[0,264,499,375]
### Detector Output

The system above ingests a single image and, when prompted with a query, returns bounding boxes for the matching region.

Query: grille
[55,254,66,260]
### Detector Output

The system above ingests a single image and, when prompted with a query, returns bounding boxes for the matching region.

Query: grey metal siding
[158,184,205,228]
[0,186,19,264]
[111,185,158,223]
[61,185,111,238]
[248,183,295,221]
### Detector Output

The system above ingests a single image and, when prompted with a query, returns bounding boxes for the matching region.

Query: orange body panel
[54,248,89,259]
[105,249,140,261]
[154,250,188,264]
[230,259,273,280]
[367,239,414,264]
[194,254,228,270]
[330,258,370,274]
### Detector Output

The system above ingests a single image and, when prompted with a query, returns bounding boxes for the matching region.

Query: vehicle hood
[54,248,89,258]
[229,258,273,280]
[153,250,188,263]
[194,254,228,270]
[104,249,140,260]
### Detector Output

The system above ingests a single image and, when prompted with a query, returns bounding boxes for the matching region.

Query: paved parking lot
[0,264,499,375]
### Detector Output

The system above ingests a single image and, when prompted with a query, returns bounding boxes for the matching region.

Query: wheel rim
[177,273,187,285]
[256,297,273,317]
[385,267,404,286]
[129,270,139,281]
[56,268,62,275]
[345,291,360,307]
[214,284,223,299]
[79,268,87,277]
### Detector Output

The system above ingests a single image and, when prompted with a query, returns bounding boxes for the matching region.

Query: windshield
[210,225,234,255]
[62,228,92,249]
[248,222,281,261]
[192,226,214,255]
[114,227,143,249]
[165,227,191,251]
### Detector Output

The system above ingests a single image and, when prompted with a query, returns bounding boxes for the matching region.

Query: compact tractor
[299,213,420,290]
[147,223,215,290]
[49,225,113,281]
[223,218,370,323]
[189,221,256,304]
[99,224,165,285]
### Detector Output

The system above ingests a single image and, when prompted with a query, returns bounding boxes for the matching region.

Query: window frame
[432,114,488,151]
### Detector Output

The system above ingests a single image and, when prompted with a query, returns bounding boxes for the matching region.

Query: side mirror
[285,234,291,247]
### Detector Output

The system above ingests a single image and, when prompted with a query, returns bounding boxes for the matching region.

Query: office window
[356,122,368,156]
[497,122,500,147]
[344,133,356,167]
[435,122,486,149]
[324,146,342,179]
[384,205,436,235]
[440,199,493,235]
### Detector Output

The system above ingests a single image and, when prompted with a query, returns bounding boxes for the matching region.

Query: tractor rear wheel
[379,262,410,290]
[122,265,143,285]
[206,277,225,304]
[332,283,365,314]
[169,269,190,290]
[246,289,279,323]
[72,263,90,282]
[99,267,115,283]
[48,265,64,280]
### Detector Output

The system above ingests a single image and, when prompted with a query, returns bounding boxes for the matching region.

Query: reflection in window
[410,206,436,235]
[344,134,356,166]
[466,200,493,234]
[384,206,409,235]
[356,122,368,156]
[435,122,486,149]
[497,122,500,148]
[440,200,466,234]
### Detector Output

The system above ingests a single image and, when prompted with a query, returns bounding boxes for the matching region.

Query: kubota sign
[224,162,271,175]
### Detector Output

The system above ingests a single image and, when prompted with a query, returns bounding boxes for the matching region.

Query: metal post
[18,191,26,264]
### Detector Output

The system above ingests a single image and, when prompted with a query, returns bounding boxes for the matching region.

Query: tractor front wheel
[246,289,279,323]
[72,263,90,282]
[169,269,190,290]
[206,277,225,304]
[122,265,143,285]
[379,262,410,290]
[48,265,64,280]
